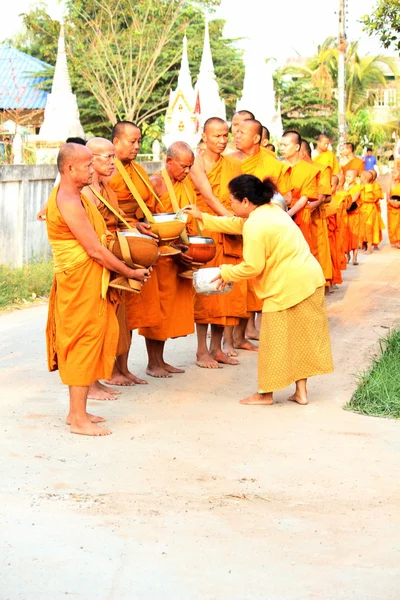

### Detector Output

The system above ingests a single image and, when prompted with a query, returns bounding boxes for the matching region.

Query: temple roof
[0,46,50,110]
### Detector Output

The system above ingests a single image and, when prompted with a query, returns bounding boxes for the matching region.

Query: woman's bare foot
[146,365,172,378]
[66,412,105,425]
[87,382,118,401]
[211,349,239,365]
[288,393,308,405]
[69,418,112,436]
[196,351,222,369]
[161,362,185,374]
[240,392,273,405]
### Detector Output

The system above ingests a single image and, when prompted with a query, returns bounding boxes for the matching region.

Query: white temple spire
[177,35,193,96]
[51,23,72,95]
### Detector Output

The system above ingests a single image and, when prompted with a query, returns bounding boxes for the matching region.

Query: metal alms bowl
[193,267,233,296]
[148,213,186,241]
[186,235,216,265]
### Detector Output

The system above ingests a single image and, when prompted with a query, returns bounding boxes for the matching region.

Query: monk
[388,168,400,248]
[261,126,270,148]
[313,134,340,174]
[300,140,332,287]
[46,143,150,436]
[189,117,247,368]
[280,131,319,248]
[138,142,196,377]
[340,143,364,176]
[83,136,143,389]
[230,119,291,349]
[369,169,385,247]
[108,121,162,384]
[358,170,384,254]
[225,109,255,156]
[343,169,362,265]
[326,175,345,284]
[330,174,352,273]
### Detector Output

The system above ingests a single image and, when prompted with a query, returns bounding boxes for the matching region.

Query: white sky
[0,0,392,61]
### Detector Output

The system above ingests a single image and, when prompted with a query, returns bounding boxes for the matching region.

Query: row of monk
[45,112,391,436]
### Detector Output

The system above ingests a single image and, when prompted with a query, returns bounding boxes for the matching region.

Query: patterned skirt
[258,286,334,393]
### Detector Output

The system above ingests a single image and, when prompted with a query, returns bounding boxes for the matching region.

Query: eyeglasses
[92,153,115,161]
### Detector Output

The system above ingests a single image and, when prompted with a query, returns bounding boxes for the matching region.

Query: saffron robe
[139,175,195,341]
[45,186,118,386]
[109,162,162,331]
[309,164,333,282]
[330,190,352,271]
[388,184,400,245]
[359,183,385,246]
[325,192,348,284]
[286,160,319,248]
[313,150,340,175]
[345,184,362,252]
[192,155,247,325]
[341,157,364,177]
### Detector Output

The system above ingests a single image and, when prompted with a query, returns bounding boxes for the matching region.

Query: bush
[0,261,54,308]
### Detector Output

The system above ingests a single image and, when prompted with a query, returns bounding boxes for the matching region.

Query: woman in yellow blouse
[186,175,333,406]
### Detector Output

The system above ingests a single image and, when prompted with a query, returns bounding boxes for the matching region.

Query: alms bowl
[148,213,186,241]
[185,235,216,265]
[193,267,233,296]
[111,230,159,268]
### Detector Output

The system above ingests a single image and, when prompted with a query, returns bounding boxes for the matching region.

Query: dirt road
[1,240,400,599]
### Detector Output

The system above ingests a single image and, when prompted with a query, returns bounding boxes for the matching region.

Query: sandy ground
[1,234,400,599]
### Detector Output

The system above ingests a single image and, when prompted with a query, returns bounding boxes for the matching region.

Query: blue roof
[0,46,52,110]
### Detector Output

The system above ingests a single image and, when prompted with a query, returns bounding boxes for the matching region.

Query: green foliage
[346,109,388,154]
[0,261,54,308]
[345,329,400,419]
[362,0,400,54]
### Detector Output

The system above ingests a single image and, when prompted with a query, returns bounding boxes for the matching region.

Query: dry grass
[0,261,53,309]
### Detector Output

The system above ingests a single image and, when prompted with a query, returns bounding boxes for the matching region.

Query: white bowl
[193,267,233,296]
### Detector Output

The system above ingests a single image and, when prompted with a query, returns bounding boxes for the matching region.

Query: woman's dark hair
[228,174,277,206]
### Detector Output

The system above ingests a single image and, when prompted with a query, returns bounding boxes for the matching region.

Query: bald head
[261,126,270,146]
[112,121,141,162]
[280,131,302,161]
[231,110,255,136]
[57,143,92,174]
[282,130,302,146]
[202,118,229,154]
[317,134,331,153]
[166,141,194,182]
[166,141,194,161]
[86,137,116,177]
[235,119,263,153]
[300,140,312,159]
[234,110,255,120]
[111,121,140,143]
[203,117,227,134]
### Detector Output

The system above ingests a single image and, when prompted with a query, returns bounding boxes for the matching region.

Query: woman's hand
[183,205,203,221]
[127,267,152,283]
[210,270,228,291]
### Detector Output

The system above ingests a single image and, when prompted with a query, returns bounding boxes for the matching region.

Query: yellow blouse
[202,204,325,313]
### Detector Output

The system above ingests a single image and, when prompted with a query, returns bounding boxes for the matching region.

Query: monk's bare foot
[223,342,239,357]
[105,371,148,386]
[352,261,359,266]
[240,393,273,405]
[66,413,105,425]
[365,249,373,255]
[288,393,308,405]
[87,384,118,401]
[161,362,185,374]
[96,381,120,394]
[212,349,240,365]
[146,365,172,378]
[69,419,112,436]
[196,351,222,369]
[245,329,260,341]
[233,339,258,351]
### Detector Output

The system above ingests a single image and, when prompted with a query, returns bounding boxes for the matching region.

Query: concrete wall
[0,161,163,267]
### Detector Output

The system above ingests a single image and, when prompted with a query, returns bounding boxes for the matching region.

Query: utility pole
[338,0,347,153]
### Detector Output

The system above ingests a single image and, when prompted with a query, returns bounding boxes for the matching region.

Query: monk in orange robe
[138,142,196,377]
[46,143,150,436]
[225,109,255,157]
[280,131,319,248]
[189,117,247,369]
[343,169,362,265]
[108,121,163,384]
[326,175,347,284]
[358,170,385,253]
[340,142,364,176]
[388,168,400,248]
[330,175,352,272]
[230,118,291,348]
[369,169,385,246]
[313,134,340,174]
[300,140,332,286]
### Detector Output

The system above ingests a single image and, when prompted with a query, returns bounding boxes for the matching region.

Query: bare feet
[70,420,112,436]
[352,261,359,266]
[223,342,239,357]
[244,329,260,341]
[96,381,120,394]
[233,339,258,351]
[196,351,222,369]
[66,412,105,425]
[288,393,308,405]
[87,382,118,401]
[146,365,172,378]
[161,362,185,374]
[365,249,373,255]
[105,371,148,386]
[211,349,240,365]
[240,392,274,405]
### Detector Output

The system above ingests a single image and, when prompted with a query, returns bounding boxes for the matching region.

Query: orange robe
[325,191,348,284]
[372,181,385,243]
[331,190,352,270]
[359,183,385,246]
[192,155,247,325]
[341,157,364,177]
[345,184,362,252]
[109,162,162,331]
[45,186,118,386]
[286,159,319,248]
[241,147,290,312]
[313,150,340,174]
[388,184,400,245]
[139,175,195,341]
[95,181,130,357]
[310,163,333,282]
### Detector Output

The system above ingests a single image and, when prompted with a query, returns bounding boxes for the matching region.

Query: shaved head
[203,117,227,134]
[57,143,92,173]
[111,121,140,143]
[241,119,263,139]
[86,137,114,154]
[317,134,330,142]
[112,121,142,162]
[300,140,312,159]
[233,109,255,120]
[282,130,302,146]
[166,141,194,161]
[261,126,270,142]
